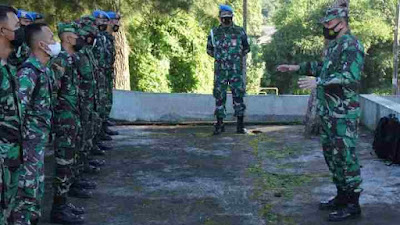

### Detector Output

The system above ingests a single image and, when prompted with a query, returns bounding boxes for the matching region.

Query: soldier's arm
[298,61,323,77]
[206,31,215,58]
[320,42,364,87]
[241,28,250,55]
[17,68,36,122]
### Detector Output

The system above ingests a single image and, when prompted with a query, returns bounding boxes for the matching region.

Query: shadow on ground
[39,125,400,225]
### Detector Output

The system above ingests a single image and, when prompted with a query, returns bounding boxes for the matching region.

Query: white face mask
[47,42,61,57]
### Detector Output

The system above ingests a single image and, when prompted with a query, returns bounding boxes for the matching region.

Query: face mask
[221,17,232,26]
[74,37,86,52]
[98,24,107,31]
[5,27,25,48]
[113,25,120,32]
[47,42,61,57]
[323,22,342,40]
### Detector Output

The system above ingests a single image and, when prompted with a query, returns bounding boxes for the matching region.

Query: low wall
[110,90,309,123]
[360,94,400,130]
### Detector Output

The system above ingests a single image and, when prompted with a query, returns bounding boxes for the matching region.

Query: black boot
[97,142,113,151]
[236,116,246,134]
[100,133,113,141]
[66,203,85,215]
[213,118,225,135]
[50,204,85,224]
[72,179,97,190]
[89,159,106,167]
[83,164,101,174]
[105,126,119,136]
[107,119,116,126]
[319,189,347,210]
[68,187,93,199]
[328,192,362,222]
[91,145,106,156]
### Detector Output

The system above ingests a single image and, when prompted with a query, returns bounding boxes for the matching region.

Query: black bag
[373,114,400,164]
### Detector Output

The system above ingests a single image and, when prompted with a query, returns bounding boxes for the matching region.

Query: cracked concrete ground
[39,125,400,225]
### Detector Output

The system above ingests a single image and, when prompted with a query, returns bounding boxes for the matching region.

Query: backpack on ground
[373,114,400,164]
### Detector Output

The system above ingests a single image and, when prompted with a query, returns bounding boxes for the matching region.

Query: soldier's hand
[298,77,317,89]
[276,64,300,72]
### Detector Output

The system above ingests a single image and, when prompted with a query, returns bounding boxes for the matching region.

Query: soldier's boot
[213,118,225,135]
[328,192,362,222]
[72,178,97,190]
[97,142,113,151]
[106,119,116,126]
[104,123,119,136]
[91,145,106,156]
[68,186,93,199]
[89,159,106,167]
[50,204,85,224]
[100,133,113,141]
[66,203,85,215]
[83,164,101,174]
[236,116,247,134]
[319,189,347,210]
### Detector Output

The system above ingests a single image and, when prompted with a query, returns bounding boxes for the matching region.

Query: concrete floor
[39,125,400,225]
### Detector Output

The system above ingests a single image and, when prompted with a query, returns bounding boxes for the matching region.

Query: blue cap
[92,10,110,20]
[106,11,120,20]
[17,10,43,21]
[219,4,233,13]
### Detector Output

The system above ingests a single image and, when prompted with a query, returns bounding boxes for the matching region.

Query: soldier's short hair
[0,5,17,22]
[25,23,49,48]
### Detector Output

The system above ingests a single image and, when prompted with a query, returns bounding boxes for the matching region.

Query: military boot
[66,203,85,215]
[72,178,97,190]
[106,119,116,126]
[100,133,113,141]
[97,142,113,151]
[91,145,106,156]
[236,116,246,134]
[50,204,85,224]
[89,159,106,167]
[319,189,347,210]
[83,164,101,174]
[213,118,225,135]
[69,187,93,199]
[105,125,119,136]
[328,192,362,222]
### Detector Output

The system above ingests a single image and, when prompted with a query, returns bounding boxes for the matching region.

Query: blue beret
[17,10,33,21]
[219,4,233,13]
[106,11,120,20]
[29,12,43,20]
[92,10,110,20]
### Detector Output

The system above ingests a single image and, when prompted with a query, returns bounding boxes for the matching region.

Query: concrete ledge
[360,94,400,130]
[110,90,309,123]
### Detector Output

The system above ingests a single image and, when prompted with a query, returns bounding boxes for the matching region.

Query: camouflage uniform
[50,44,81,201]
[0,61,23,224]
[298,15,364,193]
[207,24,250,118]
[8,43,31,67]
[13,55,53,223]
[103,32,116,118]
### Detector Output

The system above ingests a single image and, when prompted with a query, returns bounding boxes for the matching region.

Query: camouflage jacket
[18,55,53,134]
[8,43,31,67]
[104,32,116,70]
[207,24,250,73]
[50,49,80,115]
[0,61,22,148]
[93,32,108,70]
[77,47,96,118]
[298,31,365,119]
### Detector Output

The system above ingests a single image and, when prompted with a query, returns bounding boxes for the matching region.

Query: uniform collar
[27,54,47,73]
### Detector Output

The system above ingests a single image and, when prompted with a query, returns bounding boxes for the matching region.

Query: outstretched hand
[276,64,300,72]
[298,77,317,89]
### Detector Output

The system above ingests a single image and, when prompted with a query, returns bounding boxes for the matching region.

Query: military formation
[0,5,120,225]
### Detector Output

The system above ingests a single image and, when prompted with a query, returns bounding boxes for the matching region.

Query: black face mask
[98,24,107,31]
[112,25,120,32]
[221,17,232,26]
[2,27,25,48]
[85,34,95,45]
[323,22,342,40]
[74,37,86,52]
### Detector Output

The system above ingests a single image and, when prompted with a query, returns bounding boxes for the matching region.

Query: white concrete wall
[360,94,400,130]
[110,90,309,123]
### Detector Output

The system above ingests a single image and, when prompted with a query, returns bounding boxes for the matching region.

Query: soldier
[49,22,85,224]
[12,23,60,225]
[0,5,24,224]
[206,4,250,135]
[277,7,364,222]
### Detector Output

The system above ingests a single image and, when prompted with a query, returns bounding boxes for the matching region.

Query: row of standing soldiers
[0,6,120,225]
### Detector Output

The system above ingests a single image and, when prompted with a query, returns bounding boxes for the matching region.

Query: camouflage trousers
[213,71,246,118]
[53,112,80,199]
[96,71,108,121]
[0,143,22,225]
[320,116,362,193]
[105,71,114,118]
[12,129,49,224]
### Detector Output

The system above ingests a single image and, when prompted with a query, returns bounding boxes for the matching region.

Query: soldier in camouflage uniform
[277,7,364,222]
[48,22,86,224]
[0,5,24,224]
[206,5,250,135]
[12,23,60,225]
